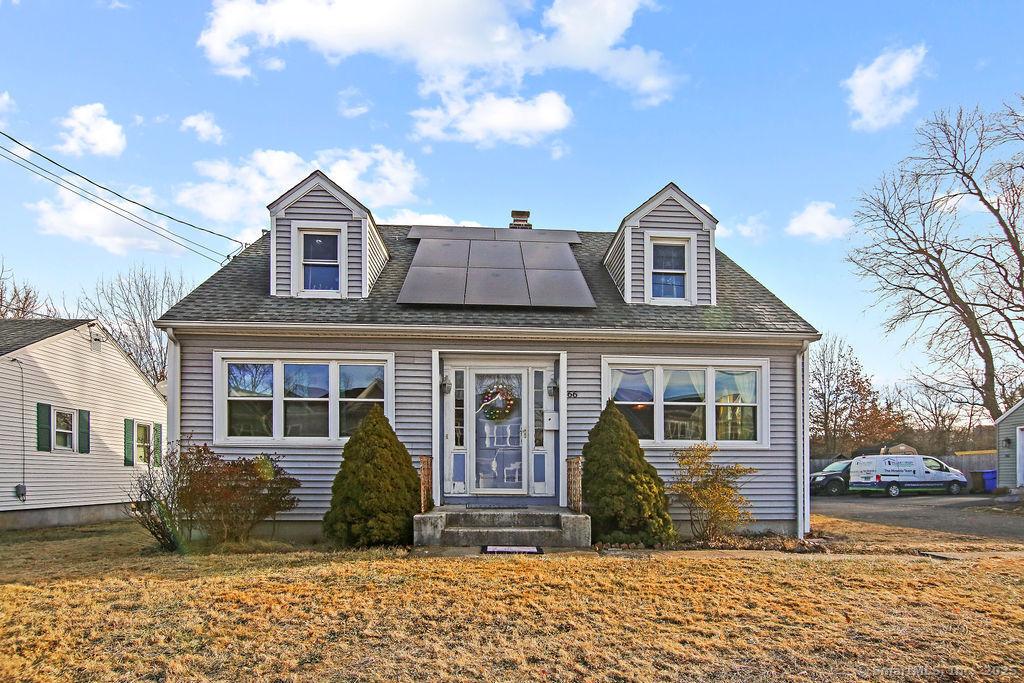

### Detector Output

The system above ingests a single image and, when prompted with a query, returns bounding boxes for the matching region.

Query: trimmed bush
[582,399,674,545]
[322,404,420,546]
[670,442,756,543]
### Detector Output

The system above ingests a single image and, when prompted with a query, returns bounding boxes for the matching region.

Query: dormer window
[651,241,686,299]
[302,232,340,291]
[290,221,346,298]
[644,231,696,305]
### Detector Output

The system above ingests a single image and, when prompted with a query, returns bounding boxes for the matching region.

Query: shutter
[154,423,163,466]
[124,418,135,466]
[36,403,52,452]
[78,410,91,454]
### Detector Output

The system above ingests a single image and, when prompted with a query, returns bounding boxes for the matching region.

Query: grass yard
[810,513,1024,554]
[1,522,1023,682]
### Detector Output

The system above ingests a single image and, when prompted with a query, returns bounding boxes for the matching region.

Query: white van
[848,455,968,497]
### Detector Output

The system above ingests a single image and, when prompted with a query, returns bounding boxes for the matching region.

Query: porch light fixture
[1003,437,1013,448]
[440,376,453,395]
[547,379,559,397]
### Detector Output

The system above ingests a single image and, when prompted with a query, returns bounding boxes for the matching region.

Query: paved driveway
[812,494,1024,542]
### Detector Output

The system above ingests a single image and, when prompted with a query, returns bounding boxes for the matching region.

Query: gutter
[153,319,821,345]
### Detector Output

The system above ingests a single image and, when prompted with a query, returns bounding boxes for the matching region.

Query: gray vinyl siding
[272,187,356,296]
[0,328,166,512]
[177,333,801,524]
[996,404,1023,487]
[366,224,389,293]
[604,232,626,299]
[346,220,363,298]
[629,196,713,304]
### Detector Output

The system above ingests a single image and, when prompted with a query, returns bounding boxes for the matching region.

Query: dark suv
[810,460,852,496]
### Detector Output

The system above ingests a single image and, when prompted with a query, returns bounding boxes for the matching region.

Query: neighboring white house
[0,319,167,530]
[995,396,1024,490]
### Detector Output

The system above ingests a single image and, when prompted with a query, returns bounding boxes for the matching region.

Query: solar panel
[407,225,580,243]
[399,227,594,307]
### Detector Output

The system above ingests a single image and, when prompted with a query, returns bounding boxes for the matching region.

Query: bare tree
[849,96,1024,420]
[0,260,57,319]
[75,265,192,385]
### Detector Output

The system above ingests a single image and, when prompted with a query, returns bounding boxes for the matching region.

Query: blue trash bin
[980,469,998,493]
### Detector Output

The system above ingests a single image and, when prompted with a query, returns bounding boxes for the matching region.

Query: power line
[0,145,228,261]
[0,147,223,264]
[0,128,243,246]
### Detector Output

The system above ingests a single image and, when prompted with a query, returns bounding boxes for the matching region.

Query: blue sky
[1,0,1022,384]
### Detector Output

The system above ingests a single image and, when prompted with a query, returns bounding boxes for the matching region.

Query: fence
[810,454,998,475]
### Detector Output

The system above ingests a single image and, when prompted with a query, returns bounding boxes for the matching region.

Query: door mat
[482,546,543,555]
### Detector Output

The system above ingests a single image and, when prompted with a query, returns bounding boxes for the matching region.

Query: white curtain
[734,370,757,404]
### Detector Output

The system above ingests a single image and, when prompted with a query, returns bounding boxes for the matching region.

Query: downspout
[795,340,810,539]
[165,326,181,448]
[8,357,27,502]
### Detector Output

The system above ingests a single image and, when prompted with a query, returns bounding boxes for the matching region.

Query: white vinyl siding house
[159,174,819,543]
[0,320,167,529]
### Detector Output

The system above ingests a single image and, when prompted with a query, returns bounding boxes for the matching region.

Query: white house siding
[0,328,166,513]
[629,196,713,304]
[272,187,356,296]
[996,403,1024,488]
[176,333,802,525]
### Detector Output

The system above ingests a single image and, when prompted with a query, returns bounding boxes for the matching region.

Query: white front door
[442,361,557,497]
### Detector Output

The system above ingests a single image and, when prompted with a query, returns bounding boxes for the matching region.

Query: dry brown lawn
[1,522,1023,683]
[811,513,1024,554]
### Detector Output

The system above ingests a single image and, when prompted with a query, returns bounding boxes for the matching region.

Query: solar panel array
[397,227,596,308]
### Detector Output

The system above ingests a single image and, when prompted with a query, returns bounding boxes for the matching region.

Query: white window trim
[290,220,347,299]
[213,350,395,447]
[643,229,699,306]
[135,420,154,464]
[51,406,77,452]
[601,355,771,449]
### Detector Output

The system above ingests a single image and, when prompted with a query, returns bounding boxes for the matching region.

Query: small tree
[582,400,674,546]
[124,442,202,552]
[322,405,420,546]
[669,443,756,544]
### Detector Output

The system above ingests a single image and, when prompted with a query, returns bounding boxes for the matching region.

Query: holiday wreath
[480,381,519,421]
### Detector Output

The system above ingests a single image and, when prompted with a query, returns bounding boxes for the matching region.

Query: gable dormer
[267,170,389,299]
[603,183,718,306]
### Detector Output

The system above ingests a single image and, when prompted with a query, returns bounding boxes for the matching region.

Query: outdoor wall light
[440,376,453,395]
[547,379,559,397]
[1003,437,1013,449]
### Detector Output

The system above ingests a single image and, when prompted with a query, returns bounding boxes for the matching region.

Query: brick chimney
[509,210,532,229]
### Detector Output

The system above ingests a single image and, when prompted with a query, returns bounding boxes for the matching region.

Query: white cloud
[549,140,569,160]
[0,91,14,125]
[55,103,126,156]
[175,145,421,236]
[181,111,225,144]
[718,213,768,240]
[785,201,853,241]
[843,44,927,131]
[337,87,371,118]
[262,56,286,71]
[197,0,673,145]
[27,184,174,255]
[383,208,482,227]
[412,91,573,146]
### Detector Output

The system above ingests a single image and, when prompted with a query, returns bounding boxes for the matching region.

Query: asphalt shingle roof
[0,319,92,356]
[158,226,818,336]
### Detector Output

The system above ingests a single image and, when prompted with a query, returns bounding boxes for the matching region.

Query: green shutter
[153,423,163,466]
[124,418,134,466]
[36,403,52,452]
[78,410,91,454]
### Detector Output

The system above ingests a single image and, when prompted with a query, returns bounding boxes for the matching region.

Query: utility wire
[0,147,223,264]
[0,145,228,261]
[0,128,243,246]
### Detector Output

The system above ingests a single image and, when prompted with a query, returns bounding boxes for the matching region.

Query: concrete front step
[444,511,561,528]
[440,526,567,547]
[414,506,591,548]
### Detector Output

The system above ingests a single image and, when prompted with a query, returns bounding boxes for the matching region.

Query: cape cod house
[156,172,820,546]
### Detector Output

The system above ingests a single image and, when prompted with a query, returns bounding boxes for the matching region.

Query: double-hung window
[644,231,697,305]
[301,232,340,292]
[53,407,76,451]
[605,359,767,446]
[135,421,153,464]
[217,353,393,443]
